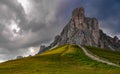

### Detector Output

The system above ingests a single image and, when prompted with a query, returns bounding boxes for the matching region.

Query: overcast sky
[0,0,120,62]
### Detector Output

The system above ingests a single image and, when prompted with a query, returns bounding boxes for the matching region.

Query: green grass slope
[0,44,120,74]
[85,46,120,65]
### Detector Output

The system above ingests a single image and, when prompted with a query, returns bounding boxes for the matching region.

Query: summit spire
[72,7,85,24]
[72,7,85,17]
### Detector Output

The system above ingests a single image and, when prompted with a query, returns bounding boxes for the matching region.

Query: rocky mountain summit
[38,7,120,53]
[59,7,100,47]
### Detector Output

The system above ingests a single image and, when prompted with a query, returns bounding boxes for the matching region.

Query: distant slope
[85,46,120,65]
[80,46,119,67]
[0,44,120,74]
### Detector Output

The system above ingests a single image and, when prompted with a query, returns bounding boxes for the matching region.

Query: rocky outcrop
[99,30,120,51]
[38,7,120,54]
[38,35,61,54]
[58,7,120,51]
[59,7,100,47]
[38,45,46,54]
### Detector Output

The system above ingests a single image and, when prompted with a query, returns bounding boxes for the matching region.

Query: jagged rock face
[38,35,61,54]
[58,7,120,51]
[99,30,120,51]
[38,45,46,54]
[59,7,100,47]
[38,7,120,54]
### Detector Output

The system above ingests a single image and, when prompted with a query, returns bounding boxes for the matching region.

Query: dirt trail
[79,45,120,67]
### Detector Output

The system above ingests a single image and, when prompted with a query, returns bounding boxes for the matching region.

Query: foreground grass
[0,44,120,74]
[85,46,120,65]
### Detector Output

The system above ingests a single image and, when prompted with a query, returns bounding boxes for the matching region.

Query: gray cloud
[0,0,71,62]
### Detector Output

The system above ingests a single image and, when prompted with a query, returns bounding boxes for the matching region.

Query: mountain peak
[58,7,120,51]
[39,7,120,53]
[59,7,100,47]
[72,7,85,15]
[72,7,85,23]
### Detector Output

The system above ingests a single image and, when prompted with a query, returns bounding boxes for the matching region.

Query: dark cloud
[92,0,120,35]
[0,0,29,61]
[0,0,26,24]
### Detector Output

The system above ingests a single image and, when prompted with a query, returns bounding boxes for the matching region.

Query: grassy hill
[85,46,120,65]
[0,44,120,74]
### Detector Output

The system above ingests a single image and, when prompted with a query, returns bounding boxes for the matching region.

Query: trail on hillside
[79,46,120,67]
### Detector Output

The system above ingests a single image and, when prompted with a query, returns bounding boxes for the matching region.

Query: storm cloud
[0,0,120,62]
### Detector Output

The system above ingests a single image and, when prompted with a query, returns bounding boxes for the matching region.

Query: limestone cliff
[38,7,120,53]
[59,7,100,47]
[99,30,120,51]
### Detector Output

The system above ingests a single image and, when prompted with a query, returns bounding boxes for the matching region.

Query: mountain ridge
[38,7,120,54]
